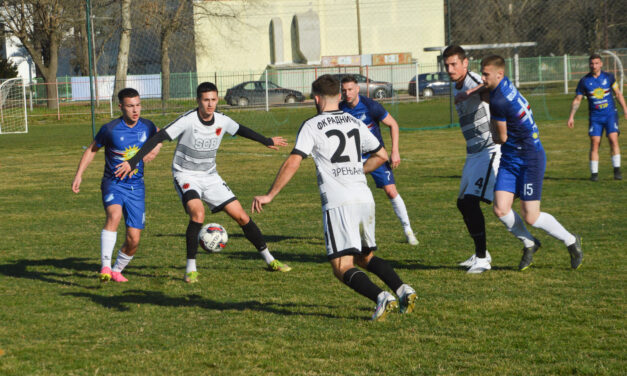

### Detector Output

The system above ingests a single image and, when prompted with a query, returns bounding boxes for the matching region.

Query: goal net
[0,78,28,134]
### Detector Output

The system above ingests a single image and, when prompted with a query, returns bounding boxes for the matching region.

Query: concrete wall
[194,0,444,75]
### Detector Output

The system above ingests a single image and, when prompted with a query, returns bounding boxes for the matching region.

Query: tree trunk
[113,0,132,99]
[78,6,90,76]
[160,36,171,113]
[43,38,60,109]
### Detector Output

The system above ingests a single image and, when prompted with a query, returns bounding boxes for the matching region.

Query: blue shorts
[589,113,619,137]
[494,152,546,201]
[101,180,146,229]
[368,160,396,188]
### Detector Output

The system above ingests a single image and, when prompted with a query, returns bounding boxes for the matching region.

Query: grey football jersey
[454,71,496,154]
[164,110,239,175]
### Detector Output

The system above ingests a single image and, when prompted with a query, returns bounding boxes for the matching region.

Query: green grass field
[0,96,625,375]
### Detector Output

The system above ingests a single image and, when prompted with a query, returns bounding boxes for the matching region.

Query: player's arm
[236,125,287,150]
[115,128,171,179]
[380,114,400,168]
[251,153,303,213]
[567,95,584,128]
[143,127,162,163]
[363,145,388,174]
[455,83,488,104]
[72,140,101,193]
[611,83,627,119]
[490,119,507,144]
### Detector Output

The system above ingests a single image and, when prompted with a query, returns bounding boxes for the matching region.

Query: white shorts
[173,172,236,213]
[458,148,500,203]
[323,203,376,260]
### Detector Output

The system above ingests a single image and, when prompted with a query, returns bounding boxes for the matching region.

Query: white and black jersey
[164,110,240,175]
[292,110,382,211]
[454,71,497,155]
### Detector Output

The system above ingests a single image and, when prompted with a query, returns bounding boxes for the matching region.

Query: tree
[0,57,19,79]
[0,0,77,108]
[112,0,132,99]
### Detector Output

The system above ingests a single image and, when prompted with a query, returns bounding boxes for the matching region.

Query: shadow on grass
[544,175,589,181]
[64,290,343,319]
[0,257,117,289]
[153,233,312,244]
[388,259,517,272]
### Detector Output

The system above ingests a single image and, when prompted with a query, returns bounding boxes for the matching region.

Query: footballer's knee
[383,184,398,199]
[493,204,508,218]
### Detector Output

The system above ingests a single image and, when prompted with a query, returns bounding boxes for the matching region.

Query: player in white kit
[252,75,417,321]
[443,45,501,274]
[116,82,291,283]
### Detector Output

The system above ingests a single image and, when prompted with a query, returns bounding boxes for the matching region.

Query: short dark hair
[481,55,505,70]
[443,45,466,61]
[589,53,602,61]
[118,88,139,103]
[197,82,218,98]
[340,75,358,85]
[312,74,340,97]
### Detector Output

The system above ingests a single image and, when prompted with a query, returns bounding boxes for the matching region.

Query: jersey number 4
[326,129,361,163]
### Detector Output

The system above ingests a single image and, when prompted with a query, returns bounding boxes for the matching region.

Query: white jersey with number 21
[293,110,382,210]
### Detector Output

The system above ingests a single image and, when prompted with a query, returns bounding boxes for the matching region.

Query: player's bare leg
[224,200,290,271]
[383,184,418,245]
[100,205,123,282]
[111,227,141,282]
[494,191,539,270]
[589,136,601,181]
[608,132,621,180]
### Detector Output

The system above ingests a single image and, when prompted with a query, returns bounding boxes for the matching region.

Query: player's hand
[71,176,82,193]
[390,150,401,169]
[268,136,288,150]
[567,118,575,129]
[251,195,272,213]
[115,161,133,180]
[454,91,470,104]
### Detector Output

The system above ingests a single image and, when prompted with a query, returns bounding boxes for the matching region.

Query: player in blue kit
[339,76,418,246]
[72,88,161,282]
[567,54,627,181]
[481,55,583,271]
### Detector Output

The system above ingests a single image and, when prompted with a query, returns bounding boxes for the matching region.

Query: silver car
[330,73,394,99]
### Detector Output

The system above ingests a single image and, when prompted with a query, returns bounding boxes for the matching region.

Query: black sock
[343,267,382,302]
[241,219,267,252]
[366,256,403,292]
[458,197,487,258]
[186,220,203,259]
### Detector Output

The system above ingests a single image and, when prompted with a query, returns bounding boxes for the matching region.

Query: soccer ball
[198,223,228,253]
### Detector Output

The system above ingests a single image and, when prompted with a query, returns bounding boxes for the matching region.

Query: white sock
[590,160,599,174]
[395,283,413,297]
[612,154,621,168]
[532,212,576,246]
[186,259,197,274]
[390,194,411,230]
[498,210,535,248]
[259,248,275,264]
[100,230,117,268]
[112,250,133,272]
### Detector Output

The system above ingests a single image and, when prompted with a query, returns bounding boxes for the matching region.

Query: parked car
[408,72,451,97]
[224,81,305,106]
[327,73,394,99]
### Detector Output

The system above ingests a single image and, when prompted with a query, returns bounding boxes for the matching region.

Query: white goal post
[0,78,28,134]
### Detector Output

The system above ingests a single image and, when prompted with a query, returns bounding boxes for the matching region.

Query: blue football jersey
[94,117,157,185]
[340,95,389,146]
[575,71,618,118]
[489,76,543,161]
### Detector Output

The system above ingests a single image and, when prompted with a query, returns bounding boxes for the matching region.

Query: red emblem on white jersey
[216,128,222,136]
[182,183,190,189]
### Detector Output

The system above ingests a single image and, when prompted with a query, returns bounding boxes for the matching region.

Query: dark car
[328,73,394,99]
[224,81,305,106]
[408,72,451,97]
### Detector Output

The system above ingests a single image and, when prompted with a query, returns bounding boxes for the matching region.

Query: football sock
[390,194,411,230]
[457,197,487,258]
[396,284,412,298]
[259,248,275,264]
[342,267,382,302]
[186,258,197,273]
[186,220,203,260]
[241,219,268,252]
[366,256,403,292]
[112,250,133,272]
[499,210,535,248]
[100,229,117,268]
[531,212,576,246]
[612,154,621,168]
[590,160,599,174]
